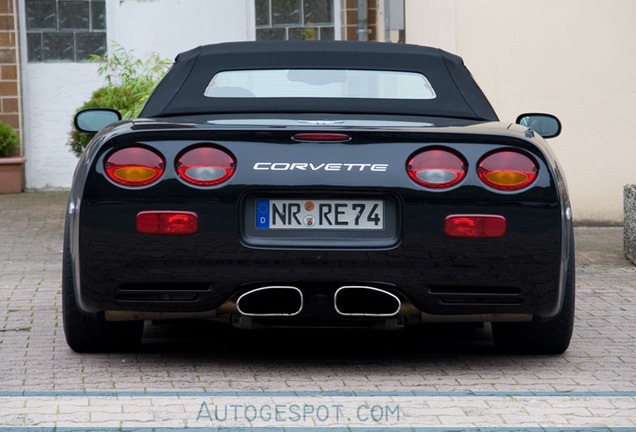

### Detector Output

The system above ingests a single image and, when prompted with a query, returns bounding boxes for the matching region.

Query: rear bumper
[74,200,564,322]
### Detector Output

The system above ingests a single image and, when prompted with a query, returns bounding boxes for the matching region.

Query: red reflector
[444,215,506,238]
[136,211,198,235]
[293,133,351,142]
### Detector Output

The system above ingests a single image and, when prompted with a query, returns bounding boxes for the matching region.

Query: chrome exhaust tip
[334,286,401,317]
[236,286,303,317]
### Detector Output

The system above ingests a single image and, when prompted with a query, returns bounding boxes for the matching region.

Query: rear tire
[492,231,575,355]
[62,215,143,353]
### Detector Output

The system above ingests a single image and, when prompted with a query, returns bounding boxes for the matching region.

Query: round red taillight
[477,150,538,191]
[407,148,467,188]
[176,146,235,186]
[105,147,165,186]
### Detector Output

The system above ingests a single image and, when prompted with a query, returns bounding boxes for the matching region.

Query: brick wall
[342,0,378,41]
[0,0,21,155]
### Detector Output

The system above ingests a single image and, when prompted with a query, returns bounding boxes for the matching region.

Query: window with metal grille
[25,0,106,62]
[255,0,336,41]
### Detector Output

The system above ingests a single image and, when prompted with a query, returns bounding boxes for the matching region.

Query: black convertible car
[66,41,574,354]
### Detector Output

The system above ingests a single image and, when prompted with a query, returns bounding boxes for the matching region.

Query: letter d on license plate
[256,199,383,230]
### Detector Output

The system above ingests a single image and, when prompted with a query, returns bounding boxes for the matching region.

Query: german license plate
[256,199,384,230]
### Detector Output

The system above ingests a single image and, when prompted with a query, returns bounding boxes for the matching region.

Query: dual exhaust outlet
[236,286,401,318]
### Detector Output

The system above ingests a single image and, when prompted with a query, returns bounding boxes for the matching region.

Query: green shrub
[68,83,160,157]
[68,44,171,157]
[0,122,19,157]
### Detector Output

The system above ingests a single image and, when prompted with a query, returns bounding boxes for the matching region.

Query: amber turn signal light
[477,150,538,191]
[105,147,165,186]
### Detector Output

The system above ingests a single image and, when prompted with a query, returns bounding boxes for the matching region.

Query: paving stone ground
[0,191,635,428]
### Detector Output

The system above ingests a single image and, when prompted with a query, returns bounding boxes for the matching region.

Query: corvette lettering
[253,162,388,172]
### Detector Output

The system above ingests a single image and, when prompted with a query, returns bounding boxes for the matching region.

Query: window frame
[254,0,341,41]
[203,68,438,100]
[23,0,107,63]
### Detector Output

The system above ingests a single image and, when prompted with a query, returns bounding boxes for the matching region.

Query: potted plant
[0,121,26,194]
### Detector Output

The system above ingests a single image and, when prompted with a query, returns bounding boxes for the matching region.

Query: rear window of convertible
[204,69,436,100]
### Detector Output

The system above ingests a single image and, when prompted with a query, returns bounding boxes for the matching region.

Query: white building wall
[22,63,101,189]
[107,0,255,60]
[404,0,456,53]
[454,0,636,223]
[20,0,253,189]
[405,0,636,223]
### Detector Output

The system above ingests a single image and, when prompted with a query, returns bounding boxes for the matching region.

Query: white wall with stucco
[20,0,254,189]
[406,0,636,223]
[107,0,255,61]
[22,63,101,189]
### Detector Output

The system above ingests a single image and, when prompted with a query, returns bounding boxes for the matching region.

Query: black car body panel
[65,41,574,352]
[71,124,568,315]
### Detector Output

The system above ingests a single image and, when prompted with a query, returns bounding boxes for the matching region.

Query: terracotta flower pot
[0,156,26,194]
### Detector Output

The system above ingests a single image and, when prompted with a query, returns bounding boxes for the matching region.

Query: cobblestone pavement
[0,191,635,429]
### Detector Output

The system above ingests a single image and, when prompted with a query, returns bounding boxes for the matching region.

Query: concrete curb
[625,184,636,264]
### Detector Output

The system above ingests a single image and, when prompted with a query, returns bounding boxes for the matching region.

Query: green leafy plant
[68,44,171,157]
[0,121,19,157]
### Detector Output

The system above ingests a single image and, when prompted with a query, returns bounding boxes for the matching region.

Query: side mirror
[74,108,122,133]
[516,113,561,139]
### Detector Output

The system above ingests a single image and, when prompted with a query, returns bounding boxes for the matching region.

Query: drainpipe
[358,0,368,41]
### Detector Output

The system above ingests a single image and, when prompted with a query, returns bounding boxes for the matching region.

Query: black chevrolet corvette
[65,41,574,354]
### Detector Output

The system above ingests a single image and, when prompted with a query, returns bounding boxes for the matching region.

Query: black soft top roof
[141,41,498,121]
